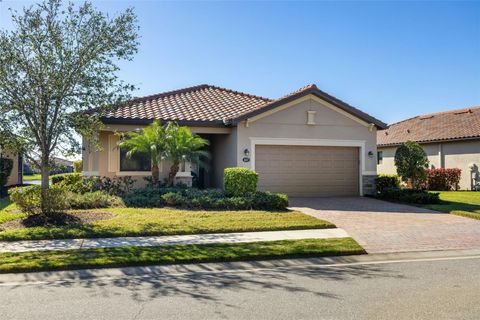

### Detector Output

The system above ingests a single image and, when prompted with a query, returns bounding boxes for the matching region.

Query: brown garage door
[255,145,359,197]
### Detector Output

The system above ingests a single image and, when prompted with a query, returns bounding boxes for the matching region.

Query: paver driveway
[289,197,480,253]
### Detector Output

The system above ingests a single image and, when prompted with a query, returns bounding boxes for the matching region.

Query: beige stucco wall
[86,127,229,188]
[236,95,378,183]
[5,152,19,186]
[377,139,480,190]
[211,128,237,188]
[0,148,20,187]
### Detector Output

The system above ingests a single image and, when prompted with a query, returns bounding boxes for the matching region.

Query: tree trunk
[167,163,180,187]
[151,164,159,185]
[40,156,50,215]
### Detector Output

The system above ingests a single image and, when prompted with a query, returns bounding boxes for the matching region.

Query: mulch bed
[0,211,115,230]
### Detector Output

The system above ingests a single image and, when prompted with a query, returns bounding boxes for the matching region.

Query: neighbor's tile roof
[377,106,480,146]
[96,84,386,128]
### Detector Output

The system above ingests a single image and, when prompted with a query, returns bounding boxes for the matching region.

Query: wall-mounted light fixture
[242,148,251,163]
[368,151,374,158]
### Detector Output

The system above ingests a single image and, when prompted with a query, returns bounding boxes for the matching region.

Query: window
[120,148,151,171]
[377,151,383,165]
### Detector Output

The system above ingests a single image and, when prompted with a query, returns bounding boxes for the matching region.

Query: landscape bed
[0,238,364,274]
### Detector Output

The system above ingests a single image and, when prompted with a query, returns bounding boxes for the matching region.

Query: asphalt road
[1,255,479,320]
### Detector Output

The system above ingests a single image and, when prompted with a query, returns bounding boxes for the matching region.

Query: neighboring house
[0,148,23,187]
[51,157,74,173]
[377,106,480,190]
[83,84,386,197]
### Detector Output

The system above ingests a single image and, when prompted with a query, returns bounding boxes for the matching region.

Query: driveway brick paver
[290,197,480,253]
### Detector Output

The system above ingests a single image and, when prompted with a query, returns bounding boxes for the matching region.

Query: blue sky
[1,0,479,124]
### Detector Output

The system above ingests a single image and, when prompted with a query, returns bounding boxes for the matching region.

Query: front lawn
[422,191,480,220]
[0,238,364,273]
[0,206,334,241]
[22,174,41,181]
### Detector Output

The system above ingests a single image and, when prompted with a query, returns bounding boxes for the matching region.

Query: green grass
[22,174,41,181]
[0,198,23,224]
[422,191,480,220]
[0,206,334,241]
[0,238,364,274]
[23,172,76,181]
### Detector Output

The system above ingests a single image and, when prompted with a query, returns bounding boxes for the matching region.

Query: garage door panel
[255,145,359,197]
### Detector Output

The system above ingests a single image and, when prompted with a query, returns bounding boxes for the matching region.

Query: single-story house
[51,157,75,173]
[83,84,386,197]
[377,106,480,190]
[0,148,23,187]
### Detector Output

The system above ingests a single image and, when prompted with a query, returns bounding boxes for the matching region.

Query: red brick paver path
[290,197,480,253]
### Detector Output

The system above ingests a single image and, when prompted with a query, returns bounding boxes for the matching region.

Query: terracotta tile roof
[377,106,480,146]
[99,84,271,125]
[96,84,386,128]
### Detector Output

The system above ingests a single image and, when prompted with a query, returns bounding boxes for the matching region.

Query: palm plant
[117,120,165,184]
[163,122,210,186]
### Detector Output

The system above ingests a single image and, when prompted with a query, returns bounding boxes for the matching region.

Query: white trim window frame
[249,137,368,196]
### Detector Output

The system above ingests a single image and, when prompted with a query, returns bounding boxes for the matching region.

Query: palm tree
[163,122,210,186]
[117,120,165,184]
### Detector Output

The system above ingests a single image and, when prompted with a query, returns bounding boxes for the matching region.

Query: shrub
[162,192,187,206]
[51,172,82,185]
[251,192,289,211]
[394,141,429,188]
[122,187,166,208]
[375,174,400,193]
[224,167,258,196]
[377,187,440,204]
[73,160,83,173]
[121,186,288,211]
[9,185,68,215]
[424,168,461,191]
[67,191,124,209]
[56,175,134,196]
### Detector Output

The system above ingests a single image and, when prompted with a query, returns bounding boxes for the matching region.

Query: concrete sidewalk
[0,228,349,253]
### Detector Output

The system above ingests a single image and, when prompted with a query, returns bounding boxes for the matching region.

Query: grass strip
[0,238,364,274]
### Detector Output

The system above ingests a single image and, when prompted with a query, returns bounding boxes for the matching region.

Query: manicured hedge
[123,186,288,211]
[375,174,400,193]
[377,187,440,204]
[224,167,258,196]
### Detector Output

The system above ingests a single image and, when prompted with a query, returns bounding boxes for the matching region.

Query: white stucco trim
[363,171,377,175]
[249,137,368,196]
